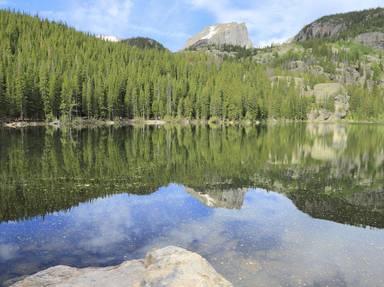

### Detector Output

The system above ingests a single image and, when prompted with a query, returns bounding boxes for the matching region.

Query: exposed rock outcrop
[307,109,333,122]
[10,246,232,287]
[294,21,346,42]
[355,32,384,49]
[184,23,253,50]
[307,83,350,121]
[294,8,384,43]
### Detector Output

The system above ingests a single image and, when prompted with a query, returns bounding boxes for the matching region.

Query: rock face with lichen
[355,32,384,49]
[184,23,253,50]
[294,8,384,43]
[10,246,232,287]
[294,21,346,42]
[307,83,350,121]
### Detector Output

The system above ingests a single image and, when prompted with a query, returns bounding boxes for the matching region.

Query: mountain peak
[183,22,253,50]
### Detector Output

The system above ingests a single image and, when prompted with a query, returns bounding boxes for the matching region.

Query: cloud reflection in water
[0,185,384,287]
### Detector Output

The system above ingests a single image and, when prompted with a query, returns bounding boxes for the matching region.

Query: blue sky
[1,0,383,51]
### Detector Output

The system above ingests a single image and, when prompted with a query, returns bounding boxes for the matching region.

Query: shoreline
[0,119,169,129]
[1,118,384,129]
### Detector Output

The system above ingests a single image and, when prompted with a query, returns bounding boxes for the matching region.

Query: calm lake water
[0,124,384,287]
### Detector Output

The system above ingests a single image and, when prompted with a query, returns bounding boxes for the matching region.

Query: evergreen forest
[0,10,383,122]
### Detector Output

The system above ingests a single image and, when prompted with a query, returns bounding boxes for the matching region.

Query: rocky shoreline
[0,119,168,129]
[8,246,232,287]
[2,118,384,129]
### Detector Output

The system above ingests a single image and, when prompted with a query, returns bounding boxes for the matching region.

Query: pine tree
[15,64,26,120]
[0,63,6,118]
[39,64,51,119]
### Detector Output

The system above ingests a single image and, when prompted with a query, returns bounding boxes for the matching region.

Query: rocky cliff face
[294,8,384,43]
[294,21,346,42]
[184,23,253,50]
[307,83,350,121]
[355,32,384,49]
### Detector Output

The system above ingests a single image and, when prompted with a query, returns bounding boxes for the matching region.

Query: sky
[1,0,384,51]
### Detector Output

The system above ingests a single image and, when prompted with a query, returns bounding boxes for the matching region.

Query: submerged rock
[10,246,232,287]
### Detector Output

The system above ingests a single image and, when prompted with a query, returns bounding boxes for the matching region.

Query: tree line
[0,10,310,122]
[1,10,383,122]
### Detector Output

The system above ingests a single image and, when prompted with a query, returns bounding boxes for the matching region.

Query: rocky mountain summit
[294,7,384,48]
[9,246,232,287]
[184,22,253,50]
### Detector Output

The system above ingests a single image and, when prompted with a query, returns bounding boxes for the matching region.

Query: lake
[0,124,384,287]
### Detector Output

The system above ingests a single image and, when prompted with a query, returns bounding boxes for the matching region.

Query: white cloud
[73,0,133,36]
[9,0,384,50]
[40,0,133,37]
[187,0,384,47]
[0,243,19,261]
[38,0,188,49]
[124,23,190,39]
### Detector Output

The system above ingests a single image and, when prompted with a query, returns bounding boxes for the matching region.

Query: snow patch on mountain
[202,26,219,40]
[97,35,121,42]
[184,23,253,50]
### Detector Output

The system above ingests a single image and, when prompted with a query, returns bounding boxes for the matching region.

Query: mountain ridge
[294,7,384,42]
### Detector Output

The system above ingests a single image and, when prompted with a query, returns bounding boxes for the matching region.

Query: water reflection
[1,124,383,225]
[1,186,383,287]
[185,187,247,209]
[304,124,348,161]
[0,124,384,286]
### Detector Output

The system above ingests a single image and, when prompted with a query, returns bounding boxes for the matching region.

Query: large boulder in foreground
[10,246,232,287]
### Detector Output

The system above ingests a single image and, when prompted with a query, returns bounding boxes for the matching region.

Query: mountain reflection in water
[0,123,384,287]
